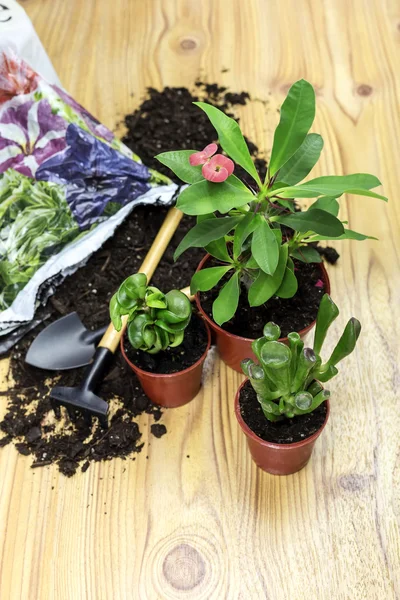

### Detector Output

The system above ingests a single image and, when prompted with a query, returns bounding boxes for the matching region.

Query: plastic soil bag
[0,51,177,336]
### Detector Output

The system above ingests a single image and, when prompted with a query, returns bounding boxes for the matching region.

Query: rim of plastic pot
[195,253,331,344]
[234,378,331,450]
[120,315,212,379]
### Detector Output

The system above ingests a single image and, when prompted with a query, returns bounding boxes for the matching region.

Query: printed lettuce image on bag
[0,51,176,333]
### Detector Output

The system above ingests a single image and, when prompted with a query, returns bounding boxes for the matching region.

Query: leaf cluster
[0,169,81,310]
[156,80,386,325]
[241,294,361,421]
[110,273,192,354]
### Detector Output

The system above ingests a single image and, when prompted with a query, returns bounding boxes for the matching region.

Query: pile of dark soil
[125,314,208,374]
[122,82,267,186]
[200,259,326,339]
[238,380,327,444]
[0,82,262,476]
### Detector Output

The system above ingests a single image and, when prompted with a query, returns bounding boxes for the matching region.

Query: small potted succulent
[156,79,386,371]
[110,273,211,408]
[235,294,361,475]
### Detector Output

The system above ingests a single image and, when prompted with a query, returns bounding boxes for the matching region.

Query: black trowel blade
[25,312,105,370]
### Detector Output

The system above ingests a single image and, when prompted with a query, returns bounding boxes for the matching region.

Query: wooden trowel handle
[99,207,184,353]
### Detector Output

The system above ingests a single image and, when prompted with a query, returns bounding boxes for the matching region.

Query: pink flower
[189,143,217,166]
[189,143,234,183]
[202,154,234,182]
[315,279,324,289]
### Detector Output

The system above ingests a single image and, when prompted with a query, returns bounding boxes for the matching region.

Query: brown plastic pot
[195,254,331,373]
[235,379,330,475]
[120,321,211,408]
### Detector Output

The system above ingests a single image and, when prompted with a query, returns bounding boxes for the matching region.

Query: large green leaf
[248,244,289,306]
[251,217,279,274]
[194,102,261,186]
[190,266,233,294]
[233,211,258,259]
[309,229,378,241]
[212,272,240,325]
[269,79,316,176]
[277,133,324,185]
[155,150,203,184]
[274,174,387,200]
[275,266,298,298]
[275,209,344,237]
[176,180,253,215]
[309,195,339,216]
[205,238,232,262]
[174,215,242,260]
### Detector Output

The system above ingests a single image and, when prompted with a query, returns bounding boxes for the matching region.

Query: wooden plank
[0,0,399,598]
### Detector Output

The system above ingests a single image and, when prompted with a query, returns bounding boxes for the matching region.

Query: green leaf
[174,216,242,260]
[245,256,259,269]
[176,180,253,216]
[274,174,387,200]
[251,217,279,274]
[277,133,324,185]
[110,293,122,331]
[291,246,322,263]
[226,174,250,190]
[269,80,316,176]
[327,317,362,367]
[248,244,288,306]
[128,314,153,349]
[309,229,378,241]
[155,150,203,184]
[146,293,167,309]
[205,237,232,262]
[263,322,281,341]
[294,391,313,410]
[313,294,339,355]
[212,271,240,325]
[275,266,298,298]
[275,209,344,237]
[309,195,339,217]
[194,102,261,186]
[190,266,233,294]
[165,290,191,318]
[233,212,258,260]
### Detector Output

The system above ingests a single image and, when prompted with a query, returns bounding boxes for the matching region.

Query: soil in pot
[200,258,327,340]
[238,379,327,444]
[124,314,208,374]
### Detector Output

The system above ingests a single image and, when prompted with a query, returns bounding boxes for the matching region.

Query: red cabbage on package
[0,51,176,337]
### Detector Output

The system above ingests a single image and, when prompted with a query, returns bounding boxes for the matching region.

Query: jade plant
[110,273,192,353]
[155,79,387,326]
[241,294,361,421]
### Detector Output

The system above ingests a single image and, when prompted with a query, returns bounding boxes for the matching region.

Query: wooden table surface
[1,1,399,598]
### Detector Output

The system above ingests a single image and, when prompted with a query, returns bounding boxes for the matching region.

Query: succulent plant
[110,273,191,354]
[241,294,361,421]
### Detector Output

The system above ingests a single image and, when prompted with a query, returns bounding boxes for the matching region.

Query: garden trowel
[25,313,108,370]
[42,207,184,427]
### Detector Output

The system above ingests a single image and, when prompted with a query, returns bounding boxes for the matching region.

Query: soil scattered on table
[125,314,208,374]
[200,259,327,339]
[0,82,264,476]
[239,379,327,444]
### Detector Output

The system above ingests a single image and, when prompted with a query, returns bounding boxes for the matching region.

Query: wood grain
[1,0,400,598]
